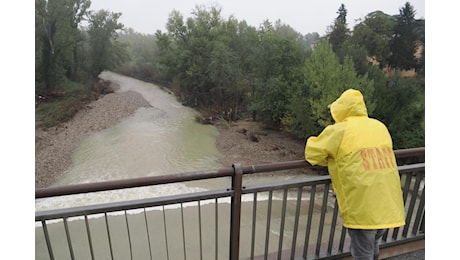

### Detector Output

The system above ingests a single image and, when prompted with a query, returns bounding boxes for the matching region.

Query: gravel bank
[35,90,151,189]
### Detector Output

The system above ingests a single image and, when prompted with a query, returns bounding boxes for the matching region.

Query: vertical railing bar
[124,211,133,260]
[401,173,412,204]
[215,198,219,260]
[143,208,153,260]
[316,183,330,257]
[290,187,304,260]
[180,203,187,260]
[382,226,388,242]
[264,190,273,259]
[250,192,258,260]
[230,163,243,260]
[403,174,423,237]
[162,206,170,260]
[338,226,347,252]
[303,185,316,259]
[63,217,75,260]
[413,173,425,233]
[412,187,425,236]
[327,199,339,254]
[104,212,115,260]
[41,220,55,260]
[84,215,95,260]
[277,188,289,260]
[418,212,425,234]
[393,173,412,240]
[198,200,203,260]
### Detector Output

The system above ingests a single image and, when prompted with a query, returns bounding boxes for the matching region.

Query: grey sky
[88,0,425,36]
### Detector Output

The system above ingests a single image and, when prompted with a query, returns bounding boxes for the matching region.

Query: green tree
[87,9,128,78]
[208,41,241,116]
[155,10,187,83]
[335,42,370,76]
[206,16,259,118]
[388,2,419,70]
[351,11,395,68]
[248,21,306,127]
[35,0,91,91]
[157,5,232,108]
[372,73,424,148]
[181,5,222,106]
[284,41,374,137]
[327,3,350,53]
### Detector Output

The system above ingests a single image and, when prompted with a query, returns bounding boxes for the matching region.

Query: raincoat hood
[330,89,368,123]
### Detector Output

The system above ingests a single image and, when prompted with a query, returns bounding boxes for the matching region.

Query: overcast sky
[88,0,425,36]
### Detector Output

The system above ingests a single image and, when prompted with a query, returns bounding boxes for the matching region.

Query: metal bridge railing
[35,148,425,260]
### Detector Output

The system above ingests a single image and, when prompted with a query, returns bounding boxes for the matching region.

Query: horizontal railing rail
[35,147,425,260]
[35,147,425,199]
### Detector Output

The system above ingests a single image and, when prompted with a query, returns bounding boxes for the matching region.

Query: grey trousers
[348,228,386,260]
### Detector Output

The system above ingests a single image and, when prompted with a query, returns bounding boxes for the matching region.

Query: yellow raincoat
[305,89,405,229]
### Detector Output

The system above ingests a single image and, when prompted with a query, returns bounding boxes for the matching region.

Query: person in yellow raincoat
[305,89,405,260]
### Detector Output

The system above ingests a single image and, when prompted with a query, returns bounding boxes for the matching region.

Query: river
[35,71,228,211]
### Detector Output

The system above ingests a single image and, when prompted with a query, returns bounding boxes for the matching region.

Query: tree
[87,9,128,78]
[181,5,223,106]
[351,11,395,68]
[388,2,419,70]
[35,0,91,91]
[208,41,241,116]
[327,4,350,53]
[335,42,370,76]
[283,41,374,137]
[248,21,306,127]
[372,73,424,148]
[336,4,347,24]
[304,32,320,48]
[157,5,229,107]
[155,11,188,83]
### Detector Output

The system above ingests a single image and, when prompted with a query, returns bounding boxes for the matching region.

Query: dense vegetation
[35,0,128,126]
[35,1,424,149]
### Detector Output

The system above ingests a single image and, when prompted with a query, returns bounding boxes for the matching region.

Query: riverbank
[35,86,307,189]
[35,90,151,188]
[215,120,306,167]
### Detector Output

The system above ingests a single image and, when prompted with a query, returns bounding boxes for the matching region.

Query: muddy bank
[215,120,306,167]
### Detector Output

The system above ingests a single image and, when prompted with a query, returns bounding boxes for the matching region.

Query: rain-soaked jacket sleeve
[305,123,345,166]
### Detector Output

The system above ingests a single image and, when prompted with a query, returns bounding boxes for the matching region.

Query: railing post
[230,163,243,260]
